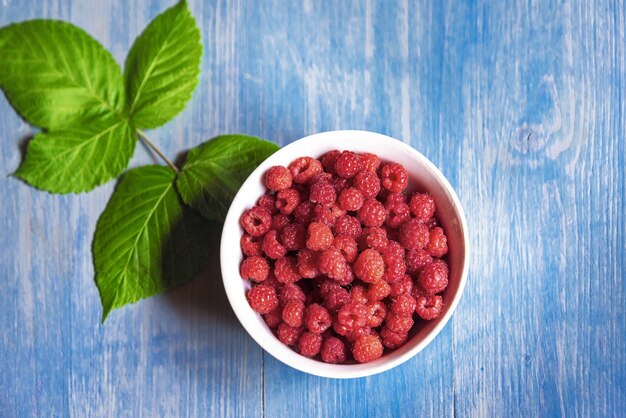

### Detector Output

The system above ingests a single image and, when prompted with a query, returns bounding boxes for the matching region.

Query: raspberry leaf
[93,165,215,321]
[124,1,202,129]
[176,134,279,223]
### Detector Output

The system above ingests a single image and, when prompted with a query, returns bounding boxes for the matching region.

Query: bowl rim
[220,130,469,378]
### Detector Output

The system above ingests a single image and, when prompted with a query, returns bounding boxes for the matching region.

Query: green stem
[136,130,179,173]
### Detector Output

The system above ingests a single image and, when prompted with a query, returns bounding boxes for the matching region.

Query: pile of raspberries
[239,150,449,364]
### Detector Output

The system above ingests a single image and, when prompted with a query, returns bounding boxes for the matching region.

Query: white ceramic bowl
[221,130,469,378]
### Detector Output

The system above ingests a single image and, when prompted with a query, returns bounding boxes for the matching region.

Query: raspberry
[312,204,336,227]
[280,223,306,251]
[271,213,291,231]
[297,332,323,357]
[306,221,334,251]
[332,235,358,263]
[357,199,387,227]
[240,256,270,282]
[353,171,381,198]
[399,218,429,250]
[274,256,302,284]
[385,202,411,229]
[277,323,303,346]
[323,287,350,313]
[265,166,293,191]
[415,295,444,320]
[390,293,417,316]
[337,302,368,330]
[361,226,388,252]
[297,248,320,278]
[333,177,351,194]
[282,300,305,327]
[320,150,341,174]
[406,249,433,274]
[380,163,409,192]
[335,151,363,178]
[354,249,385,283]
[384,192,406,209]
[334,215,362,238]
[278,283,306,304]
[418,260,449,294]
[359,152,381,172]
[345,326,373,343]
[338,187,364,211]
[318,248,350,282]
[309,181,337,207]
[382,241,407,283]
[246,285,279,314]
[352,335,383,363]
[380,327,408,349]
[262,230,287,259]
[289,157,323,184]
[263,307,282,328]
[263,271,281,288]
[426,217,439,229]
[319,280,343,299]
[240,234,262,256]
[389,274,414,297]
[293,201,316,224]
[385,312,414,333]
[350,285,369,305]
[409,193,436,221]
[257,194,278,215]
[240,207,272,237]
[321,336,347,364]
[304,303,332,334]
[366,301,387,327]
[275,188,300,215]
[309,171,333,186]
[427,226,448,257]
[367,280,391,301]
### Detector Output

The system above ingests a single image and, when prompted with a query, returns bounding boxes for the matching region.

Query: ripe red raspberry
[354,249,385,283]
[240,234,262,256]
[360,226,388,252]
[278,283,306,304]
[399,218,430,250]
[309,181,337,208]
[359,152,381,172]
[318,279,343,299]
[333,177,351,194]
[240,207,272,237]
[357,199,387,227]
[320,150,341,174]
[427,226,448,257]
[257,194,278,215]
[280,223,306,251]
[384,192,406,208]
[289,157,323,184]
[240,256,270,282]
[274,256,302,284]
[352,335,383,363]
[349,285,369,305]
[293,201,315,224]
[353,171,381,198]
[297,248,320,278]
[385,202,411,229]
[275,188,300,215]
[380,326,408,349]
[337,302,368,330]
[426,217,439,229]
[389,274,414,297]
[366,301,387,327]
[385,312,414,333]
[380,163,409,192]
[332,235,358,263]
[306,221,334,251]
[263,307,282,328]
[345,325,374,343]
[271,213,291,231]
[367,280,391,301]
[335,151,363,178]
[312,204,336,227]
[297,332,323,357]
[418,260,449,294]
[309,171,333,186]
[409,193,436,221]
[334,215,362,238]
[304,303,332,334]
[381,241,407,283]
[390,293,417,316]
[415,294,444,320]
[277,323,303,346]
[282,300,305,327]
[338,187,364,211]
[323,287,350,313]
[246,285,279,314]
[406,249,433,274]
[318,248,350,282]
[262,230,287,259]
[265,166,293,191]
[321,336,347,364]
[262,271,280,289]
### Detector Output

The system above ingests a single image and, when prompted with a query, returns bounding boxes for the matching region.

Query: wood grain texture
[0,0,624,417]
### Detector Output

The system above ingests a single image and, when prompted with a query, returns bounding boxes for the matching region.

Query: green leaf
[0,20,125,129]
[124,1,202,129]
[177,134,279,222]
[93,165,216,321]
[14,116,136,193]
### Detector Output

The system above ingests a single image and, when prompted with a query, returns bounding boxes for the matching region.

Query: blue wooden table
[1,1,624,416]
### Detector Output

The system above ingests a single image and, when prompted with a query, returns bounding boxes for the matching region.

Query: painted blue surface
[0,0,624,416]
